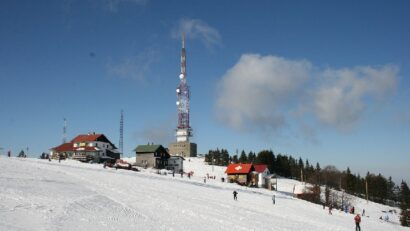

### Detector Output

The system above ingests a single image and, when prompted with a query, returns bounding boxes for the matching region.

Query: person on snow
[354,214,361,231]
[328,205,333,215]
[233,190,238,200]
[272,195,275,204]
[362,209,365,217]
[384,214,389,222]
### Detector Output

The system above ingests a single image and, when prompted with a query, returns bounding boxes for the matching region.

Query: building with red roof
[253,164,271,187]
[225,163,256,185]
[50,133,120,162]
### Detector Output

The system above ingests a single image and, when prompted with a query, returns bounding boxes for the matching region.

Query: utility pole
[119,110,124,157]
[300,168,304,183]
[365,179,369,204]
[63,118,67,144]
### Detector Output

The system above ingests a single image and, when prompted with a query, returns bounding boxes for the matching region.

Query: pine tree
[238,150,248,163]
[247,151,256,163]
[387,176,395,201]
[255,150,275,173]
[232,154,238,163]
[345,167,356,194]
[221,149,230,166]
[400,181,410,226]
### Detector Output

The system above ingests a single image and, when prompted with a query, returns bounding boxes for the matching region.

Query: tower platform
[168,141,197,157]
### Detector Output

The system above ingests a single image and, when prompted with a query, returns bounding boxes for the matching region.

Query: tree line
[204,148,410,226]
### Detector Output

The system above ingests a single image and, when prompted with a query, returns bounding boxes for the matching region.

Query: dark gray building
[134,144,170,169]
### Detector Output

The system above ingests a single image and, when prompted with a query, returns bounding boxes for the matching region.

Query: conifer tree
[238,150,248,163]
[400,181,410,226]
[232,154,238,163]
[255,150,275,173]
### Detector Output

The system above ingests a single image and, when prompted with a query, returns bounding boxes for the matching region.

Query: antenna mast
[175,32,192,142]
[119,110,124,156]
[63,118,67,144]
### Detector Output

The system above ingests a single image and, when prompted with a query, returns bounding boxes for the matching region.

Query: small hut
[253,164,270,187]
[225,164,255,185]
[264,174,278,190]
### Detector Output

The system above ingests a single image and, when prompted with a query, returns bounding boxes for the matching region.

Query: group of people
[324,203,364,230]
[206,173,216,179]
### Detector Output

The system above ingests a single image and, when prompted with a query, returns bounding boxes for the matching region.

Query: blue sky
[1,0,409,183]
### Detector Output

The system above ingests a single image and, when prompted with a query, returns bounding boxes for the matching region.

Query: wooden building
[134,144,170,169]
[225,163,255,186]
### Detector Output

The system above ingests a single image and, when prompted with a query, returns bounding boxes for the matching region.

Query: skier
[233,190,238,200]
[384,214,389,222]
[272,195,275,204]
[354,214,361,231]
[7,151,10,157]
[172,171,175,177]
[362,209,365,216]
[328,205,333,215]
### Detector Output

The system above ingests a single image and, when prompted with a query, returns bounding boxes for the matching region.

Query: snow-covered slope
[0,157,406,231]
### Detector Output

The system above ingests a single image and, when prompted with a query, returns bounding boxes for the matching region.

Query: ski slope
[0,156,406,231]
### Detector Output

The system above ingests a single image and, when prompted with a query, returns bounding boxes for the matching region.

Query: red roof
[253,164,268,173]
[51,142,74,152]
[225,164,254,174]
[71,134,103,143]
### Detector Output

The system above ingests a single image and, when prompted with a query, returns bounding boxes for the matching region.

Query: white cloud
[314,65,398,130]
[216,54,311,132]
[172,18,222,49]
[216,54,399,136]
[107,48,158,81]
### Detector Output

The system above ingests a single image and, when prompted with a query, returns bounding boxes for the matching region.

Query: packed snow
[0,156,406,231]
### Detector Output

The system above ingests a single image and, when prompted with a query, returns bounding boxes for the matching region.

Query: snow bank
[0,156,405,231]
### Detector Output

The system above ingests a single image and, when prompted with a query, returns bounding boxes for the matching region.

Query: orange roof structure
[51,142,74,152]
[225,163,254,174]
[71,134,103,143]
[70,133,116,149]
[253,164,268,173]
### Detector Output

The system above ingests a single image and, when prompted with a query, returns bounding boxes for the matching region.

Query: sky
[0,0,409,183]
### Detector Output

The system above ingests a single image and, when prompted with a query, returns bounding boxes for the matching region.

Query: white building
[254,164,270,187]
[167,156,185,173]
[50,133,120,162]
